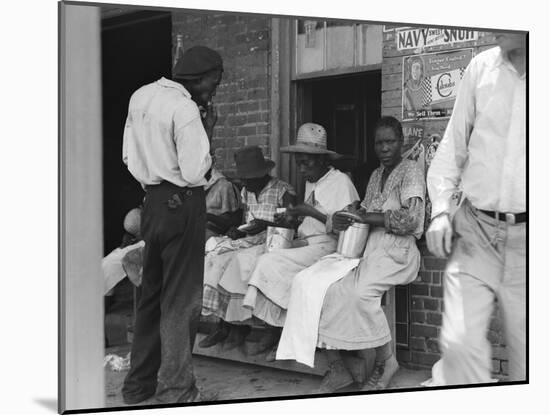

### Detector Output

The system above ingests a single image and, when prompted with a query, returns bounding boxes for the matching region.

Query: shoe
[182,389,219,403]
[192,390,219,402]
[222,325,250,351]
[198,327,229,348]
[247,330,278,356]
[317,360,354,393]
[122,390,156,405]
[361,354,399,391]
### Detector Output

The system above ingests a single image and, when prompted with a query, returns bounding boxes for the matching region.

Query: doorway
[101,11,172,255]
[296,71,381,198]
[294,72,411,350]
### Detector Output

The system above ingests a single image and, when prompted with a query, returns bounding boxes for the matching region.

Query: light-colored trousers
[431,200,526,385]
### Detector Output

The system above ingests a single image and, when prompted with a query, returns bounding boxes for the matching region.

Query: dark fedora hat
[173,46,223,80]
[228,146,276,179]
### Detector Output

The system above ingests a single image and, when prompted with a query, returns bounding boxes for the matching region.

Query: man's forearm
[307,208,327,224]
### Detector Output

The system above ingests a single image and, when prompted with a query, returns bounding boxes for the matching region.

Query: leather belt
[478,209,527,225]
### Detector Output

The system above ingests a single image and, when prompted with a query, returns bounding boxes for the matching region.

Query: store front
[97,8,507,375]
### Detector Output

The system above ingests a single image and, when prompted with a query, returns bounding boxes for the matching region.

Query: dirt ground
[104,288,431,409]
[104,344,431,409]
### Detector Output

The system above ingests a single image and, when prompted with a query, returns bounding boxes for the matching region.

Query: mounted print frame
[58,0,528,413]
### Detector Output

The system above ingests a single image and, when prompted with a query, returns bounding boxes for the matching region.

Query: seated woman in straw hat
[238,123,360,359]
[200,146,296,350]
[276,116,426,393]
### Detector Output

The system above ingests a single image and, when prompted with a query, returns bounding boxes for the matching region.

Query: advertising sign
[396,27,478,50]
[402,48,473,121]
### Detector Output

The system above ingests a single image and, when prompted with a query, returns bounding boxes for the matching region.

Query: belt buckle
[505,213,516,225]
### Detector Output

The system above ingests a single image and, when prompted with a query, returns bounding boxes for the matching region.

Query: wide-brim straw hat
[226,145,276,179]
[280,123,342,158]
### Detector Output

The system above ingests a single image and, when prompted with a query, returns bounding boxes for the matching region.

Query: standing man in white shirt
[426,33,526,385]
[121,46,223,404]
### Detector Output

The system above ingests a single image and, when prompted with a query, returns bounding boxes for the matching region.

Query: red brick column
[172,12,272,173]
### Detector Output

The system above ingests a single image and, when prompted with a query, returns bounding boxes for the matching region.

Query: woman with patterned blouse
[276,116,426,393]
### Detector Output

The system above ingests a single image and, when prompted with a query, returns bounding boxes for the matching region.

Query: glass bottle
[173,34,184,69]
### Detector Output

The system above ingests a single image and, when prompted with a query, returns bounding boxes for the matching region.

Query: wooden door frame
[59,2,105,411]
[271,18,395,351]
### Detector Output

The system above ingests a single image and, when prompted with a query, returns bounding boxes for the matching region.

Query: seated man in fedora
[200,145,296,349]
[240,123,360,359]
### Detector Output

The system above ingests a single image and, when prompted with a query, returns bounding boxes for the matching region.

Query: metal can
[266,226,295,252]
[336,222,369,258]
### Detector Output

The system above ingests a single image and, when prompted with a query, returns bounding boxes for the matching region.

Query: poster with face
[402,48,473,121]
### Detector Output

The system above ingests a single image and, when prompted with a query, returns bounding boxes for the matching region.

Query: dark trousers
[122,182,206,403]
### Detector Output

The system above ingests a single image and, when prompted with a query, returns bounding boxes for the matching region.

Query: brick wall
[396,243,445,369]
[381,28,509,378]
[172,12,272,173]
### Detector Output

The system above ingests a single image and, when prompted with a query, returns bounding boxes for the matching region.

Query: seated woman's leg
[353,280,399,390]
[316,263,400,391]
[245,242,337,359]
[201,244,265,350]
[360,342,399,390]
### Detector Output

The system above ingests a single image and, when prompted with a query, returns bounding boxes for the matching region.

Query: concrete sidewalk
[105,345,431,408]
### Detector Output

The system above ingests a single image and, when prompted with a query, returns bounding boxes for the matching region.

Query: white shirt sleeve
[173,103,212,186]
[427,57,477,218]
[323,172,360,233]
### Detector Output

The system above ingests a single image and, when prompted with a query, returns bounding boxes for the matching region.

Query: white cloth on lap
[275,253,360,367]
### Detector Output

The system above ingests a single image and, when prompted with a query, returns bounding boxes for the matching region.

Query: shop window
[295,20,382,76]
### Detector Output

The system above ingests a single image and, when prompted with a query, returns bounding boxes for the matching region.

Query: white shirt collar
[307,166,335,187]
[156,77,192,98]
[495,47,526,80]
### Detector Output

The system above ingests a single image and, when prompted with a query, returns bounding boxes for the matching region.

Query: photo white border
[2,0,544,414]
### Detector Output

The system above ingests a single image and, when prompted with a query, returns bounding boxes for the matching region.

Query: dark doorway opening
[101,11,172,255]
[297,71,381,198]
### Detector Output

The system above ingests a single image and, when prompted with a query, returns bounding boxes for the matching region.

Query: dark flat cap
[173,46,223,79]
